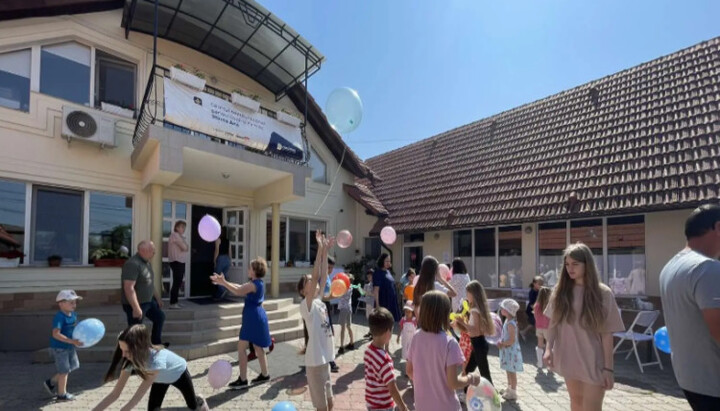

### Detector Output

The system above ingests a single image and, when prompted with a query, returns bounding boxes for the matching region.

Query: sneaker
[163,342,171,348]
[56,393,75,401]
[330,362,339,373]
[169,304,181,310]
[338,347,346,355]
[43,379,55,396]
[345,343,355,350]
[502,388,517,401]
[251,374,270,385]
[196,395,211,411]
[228,377,248,388]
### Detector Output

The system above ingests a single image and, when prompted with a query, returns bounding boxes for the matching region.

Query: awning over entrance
[122,0,324,99]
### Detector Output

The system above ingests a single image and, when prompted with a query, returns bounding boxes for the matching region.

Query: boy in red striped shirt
[364,308,408,411]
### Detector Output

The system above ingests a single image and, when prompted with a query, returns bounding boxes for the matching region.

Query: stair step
[162,303,298,333]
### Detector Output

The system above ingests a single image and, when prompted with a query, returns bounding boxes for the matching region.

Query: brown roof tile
[343,181,388,217]
[366,37,720,233]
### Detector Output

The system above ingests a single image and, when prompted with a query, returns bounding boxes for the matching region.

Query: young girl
[449,258,471,313]
[210,258,272,388]
[413,256,456,318]
[396,302,417,365]
[93,325,209,411]
[543,243,624,411]
[520,276,544,336]
[454,281,494,384]
[497,298,523,401]
[533,286,552,369]
[407,290,480,411]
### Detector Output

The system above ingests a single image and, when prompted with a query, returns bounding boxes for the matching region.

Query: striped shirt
[364,343,395,409]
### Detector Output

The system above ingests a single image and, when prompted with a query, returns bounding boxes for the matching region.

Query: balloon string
[314,145,347,216]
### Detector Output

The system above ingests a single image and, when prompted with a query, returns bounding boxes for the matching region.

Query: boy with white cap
[44,290,83,401]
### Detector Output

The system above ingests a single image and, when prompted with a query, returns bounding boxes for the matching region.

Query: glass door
[223,208,248,283]
[162,201,189,299]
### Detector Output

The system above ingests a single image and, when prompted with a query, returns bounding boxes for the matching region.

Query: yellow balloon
[450,300,471,321]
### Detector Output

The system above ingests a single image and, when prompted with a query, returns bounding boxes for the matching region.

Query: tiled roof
[365,37,720,233]
[343,181,388,217]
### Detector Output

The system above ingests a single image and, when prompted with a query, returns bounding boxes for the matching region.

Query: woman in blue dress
[210,258,271,388]
[373,253,402,325]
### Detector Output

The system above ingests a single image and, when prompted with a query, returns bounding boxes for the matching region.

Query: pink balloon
[198,215,221,242]
[207,359,232,389]
[486,313,503,345]
[337,230,353,249]
[412,274,419,286]
[380,226,396,245]
[439,264,451,281]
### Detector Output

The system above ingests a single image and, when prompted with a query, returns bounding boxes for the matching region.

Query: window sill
[2,264,117,269]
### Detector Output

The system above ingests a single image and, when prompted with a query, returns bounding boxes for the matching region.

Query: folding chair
[356,283,375,319]
[613,310,663,373]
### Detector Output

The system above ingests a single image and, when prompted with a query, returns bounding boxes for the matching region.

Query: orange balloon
[404,285,415,301]
[330,279,348,297]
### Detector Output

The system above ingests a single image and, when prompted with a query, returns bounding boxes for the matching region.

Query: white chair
[356,283,375,319]
[613,310,663,373]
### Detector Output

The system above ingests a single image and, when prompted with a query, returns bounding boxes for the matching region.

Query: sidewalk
[0,311,690,410]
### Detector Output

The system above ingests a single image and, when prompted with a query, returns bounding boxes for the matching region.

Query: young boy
[337,274,355,355]
[44,289,83,401]
[297,231,335,411]
[365,307,408,411]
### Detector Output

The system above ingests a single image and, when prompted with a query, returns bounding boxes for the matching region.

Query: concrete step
[162,303,298,333]
[156,314,302,345]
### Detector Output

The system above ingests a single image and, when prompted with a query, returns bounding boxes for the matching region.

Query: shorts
[52,347,79,374]
[536,328,548,339]
[306,363,333,409]
[338,308,352,327]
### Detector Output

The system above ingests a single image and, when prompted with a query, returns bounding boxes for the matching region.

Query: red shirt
[364,343,395,409]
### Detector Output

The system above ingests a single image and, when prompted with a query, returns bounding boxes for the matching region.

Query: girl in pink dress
[543,243,624,411]
[533,287,552,369]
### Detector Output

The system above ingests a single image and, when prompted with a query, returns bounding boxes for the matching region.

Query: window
[40,42,90,105]
[88,193,132,264]
[498,226,522,288]
[538,222,566,287]
[32,187,83,264]
[0,49,31,111]
[404,233,424,243]
[265,216,287,263]
[266,215,325,265]
[570,219,603,276]
[289,218,308,263]
[452,230,472,276]
[309,147,327,184]
[404,245,423,272]
[0,179,26,262]
[474,228,496,288]
[364,237,381,261]
[607,215,645,295]
[95,50,135,111]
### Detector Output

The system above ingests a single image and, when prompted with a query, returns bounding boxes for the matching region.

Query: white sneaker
[196,395,210,410]
[502,388,517,400]
[169,304,181,310]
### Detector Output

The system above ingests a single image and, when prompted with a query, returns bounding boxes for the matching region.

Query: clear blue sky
[262,0,720,160]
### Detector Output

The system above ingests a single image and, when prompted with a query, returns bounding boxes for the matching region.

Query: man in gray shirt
[660,204,720,410]
[121,240,166,345]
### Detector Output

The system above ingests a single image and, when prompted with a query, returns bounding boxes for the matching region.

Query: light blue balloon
[271,400,297,411]
[325,87,363,134]
[654,326,671,354]
[73,318,106,348]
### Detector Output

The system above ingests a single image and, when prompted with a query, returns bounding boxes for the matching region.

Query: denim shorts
[52,348,79,374]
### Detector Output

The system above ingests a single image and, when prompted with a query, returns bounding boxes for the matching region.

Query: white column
[150,184,163,296]
[271,203,281,298]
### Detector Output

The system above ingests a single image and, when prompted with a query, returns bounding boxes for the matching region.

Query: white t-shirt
[300,297,335,367]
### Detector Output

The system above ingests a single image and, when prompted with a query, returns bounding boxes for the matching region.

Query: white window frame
[268,214,328,265]
[0,47,32,112]
[308,146,328,185]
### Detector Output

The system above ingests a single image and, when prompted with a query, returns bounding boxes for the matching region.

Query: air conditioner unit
[61,106,116,148]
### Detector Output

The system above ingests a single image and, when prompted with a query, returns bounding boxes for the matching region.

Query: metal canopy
[122,0,324,99]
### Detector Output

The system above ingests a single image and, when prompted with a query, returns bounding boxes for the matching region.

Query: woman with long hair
[543,243,624,411]
[168,221,189,309]
[373,253,402,350]
[449,258,471,312]
[413,255,456,317]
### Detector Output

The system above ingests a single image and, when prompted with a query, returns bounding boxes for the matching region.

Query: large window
[95,50,136,111]
[452,230,472,276]
[40,42,91,105]
[538,222,566,287]
[499,226,522,288]
[570,219,603,277]
[32,187,83,264]
[88,193,132,264]
[474,228,496,288]
[0,179,26,261]
[266,215,325,265]
[403,245,423,273]
[364,237,381,261]
[309,147,327,184]
[0,49,31,111]
[608,215,645,295]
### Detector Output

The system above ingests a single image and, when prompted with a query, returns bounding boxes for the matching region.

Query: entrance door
[190,205,223,297]
[162,201,189,299]
[223,208,248,284]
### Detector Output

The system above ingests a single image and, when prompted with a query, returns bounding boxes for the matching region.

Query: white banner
[163,78,303,159]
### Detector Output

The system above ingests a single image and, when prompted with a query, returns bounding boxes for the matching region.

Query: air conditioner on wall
[61,106,116,148]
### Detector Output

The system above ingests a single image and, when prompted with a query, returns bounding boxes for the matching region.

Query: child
[455,281,494,384]
[93,324,209,411]
[210,257,272,388]
[533,286,552,368]
[407,290,480,411]
[297,231,335,411]
[397,302,417,363]
[365,307,408,411]
[497,298,523,401]
[449,258,471,312]
[44,290,83,401]
[520,276,544,337]
[337,275,355,355]
[543,243,624,410]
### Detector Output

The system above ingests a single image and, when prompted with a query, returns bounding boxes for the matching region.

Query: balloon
[119,245,129,255]
[450,300,471,321]
[334,272,351,289]
[380,226,396,245]
[325,87,363,134]
[272,401,298,411]
[330,279,348,297]
[198,215,221,242]
[412,274,419,286]
[337,230,353,249]
[466,376,501,411]
[654,326,671,354]
[439,264,451,282]
[72,318,105,348]
[350,284,365,296]
[486,313,503,345]
[404,285,415,301]
[207,359,232,389]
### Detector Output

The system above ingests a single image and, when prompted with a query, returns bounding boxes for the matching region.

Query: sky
[261,0,720,161]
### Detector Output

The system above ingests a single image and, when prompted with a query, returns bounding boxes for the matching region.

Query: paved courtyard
[0,311,690,410]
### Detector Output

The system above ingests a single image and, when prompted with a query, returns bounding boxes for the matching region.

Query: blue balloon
[654,326,671,354]
[324,277,331,295]
[73,318,106,348]
[325,87,363,134]
[271,401,297,411]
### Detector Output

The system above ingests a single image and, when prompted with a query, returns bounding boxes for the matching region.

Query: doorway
[190,205,223,297]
